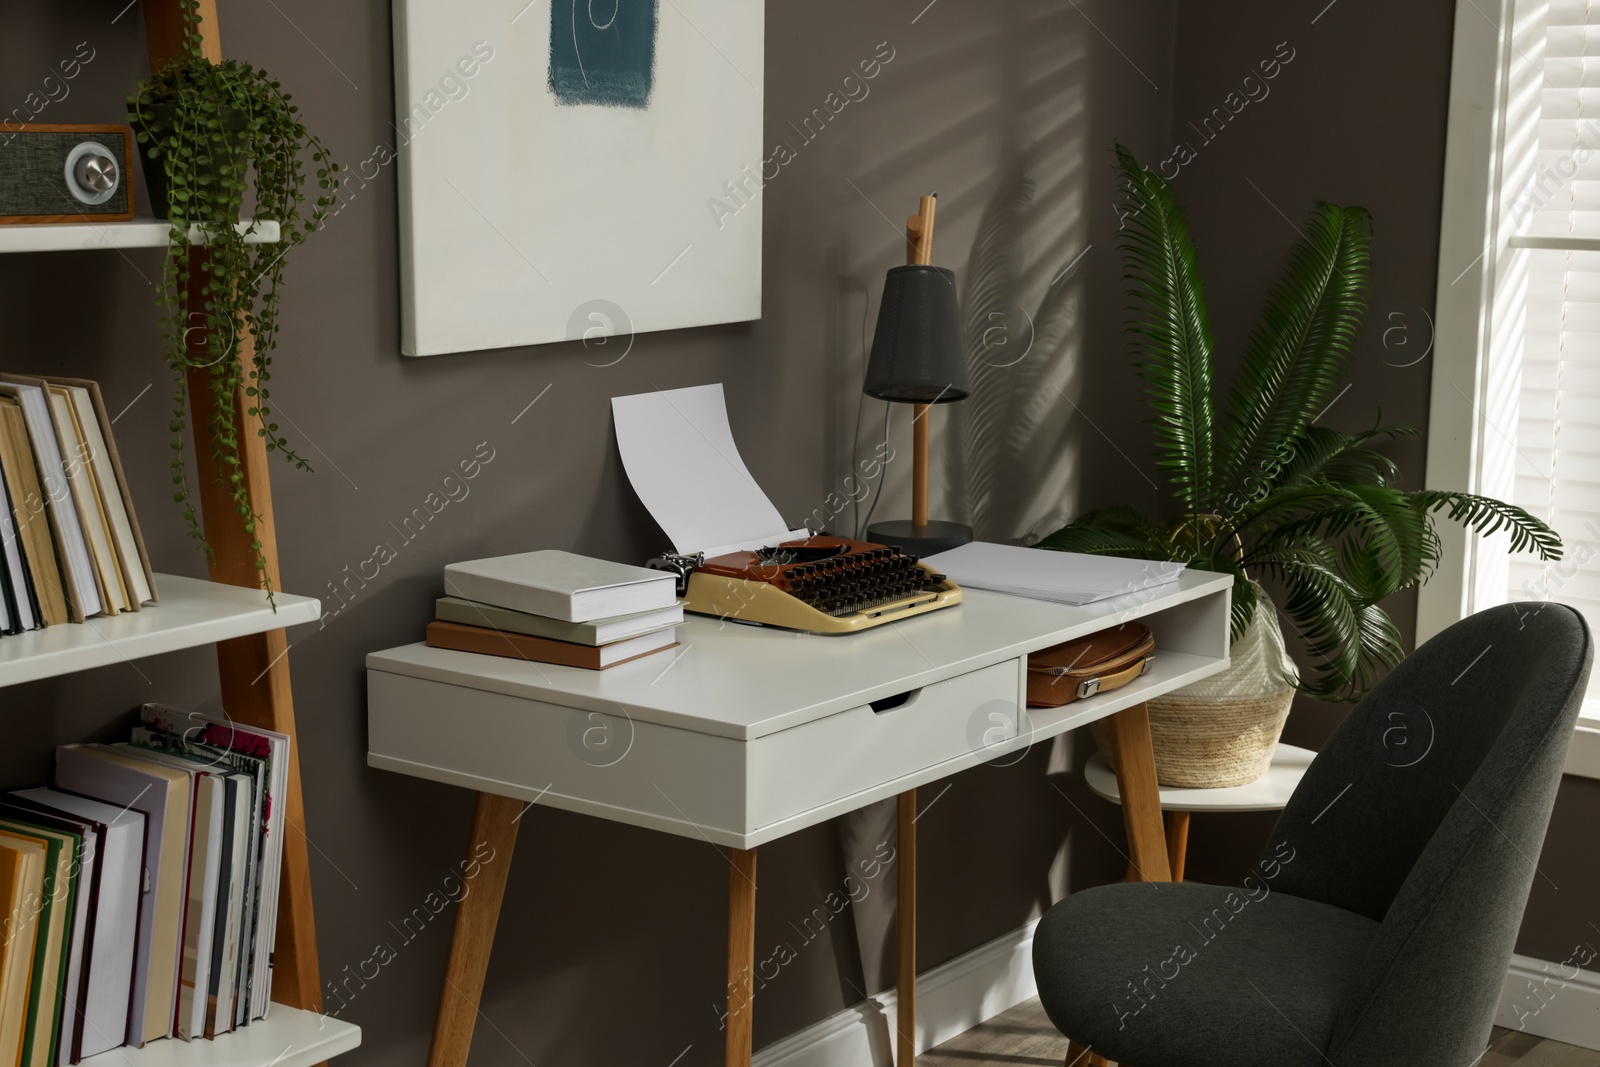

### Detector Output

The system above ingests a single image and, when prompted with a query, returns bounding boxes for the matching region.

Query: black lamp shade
[863,264,969,404]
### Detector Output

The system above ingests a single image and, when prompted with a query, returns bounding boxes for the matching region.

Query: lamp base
[865,519,973,557]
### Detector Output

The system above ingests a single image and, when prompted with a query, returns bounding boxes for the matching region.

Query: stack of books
[0,705,291,1064]
[429,549,683,669]
[0,373,156,635]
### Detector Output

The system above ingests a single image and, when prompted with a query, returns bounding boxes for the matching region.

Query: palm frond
[1036,520,1170,560]
[1216,202,1372,494]
[1114,143,1216,514]
[1250,542,1366,699]
[1192,556,1260,638]
[1229,567,1260,637]
[1234,483,1366,536]
[1350,601,1406,695]
[1243,482,1431,595]
[1411,490,1564,560]
[1268,424,1415,493]
[1071,504,1166,540]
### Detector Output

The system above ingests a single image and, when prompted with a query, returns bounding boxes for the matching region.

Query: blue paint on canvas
[549,0,659,109]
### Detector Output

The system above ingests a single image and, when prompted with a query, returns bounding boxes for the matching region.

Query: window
[1426,0,1600,774]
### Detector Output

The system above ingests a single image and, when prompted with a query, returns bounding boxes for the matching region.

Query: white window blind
[1498,0,1600,706]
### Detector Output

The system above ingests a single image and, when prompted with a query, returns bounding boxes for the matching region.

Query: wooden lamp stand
[864,193,975,556]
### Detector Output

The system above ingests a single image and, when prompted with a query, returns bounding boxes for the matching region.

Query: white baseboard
[1496,952,1600,1051]
[1566,717,1600,780]
[752,918,1042,1067]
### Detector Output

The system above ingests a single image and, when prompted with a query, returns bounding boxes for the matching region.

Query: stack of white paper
[923,542,1185,606]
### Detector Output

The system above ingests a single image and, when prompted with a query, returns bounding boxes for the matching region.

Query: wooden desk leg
[1166,810,1190,883]
[897,790,917,1067]
[726,848,758,1067]
[1105,703,1172,883]
[1065,1039,1113,1065]
[427,792,523,1067]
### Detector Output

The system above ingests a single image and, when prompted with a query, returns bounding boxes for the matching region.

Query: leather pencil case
[1025,622,1155,707]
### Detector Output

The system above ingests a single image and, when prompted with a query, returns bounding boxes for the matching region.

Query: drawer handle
[871,688,922,713]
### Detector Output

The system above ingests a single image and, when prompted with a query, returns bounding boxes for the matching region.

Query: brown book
[425,620,678,669]
[0,399,69,626]
[0,833,45,1067]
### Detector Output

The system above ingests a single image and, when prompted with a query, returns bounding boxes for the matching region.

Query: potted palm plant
[1043,145,1562,786]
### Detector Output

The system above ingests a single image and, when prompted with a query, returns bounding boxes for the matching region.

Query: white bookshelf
[81,1007,360,1067]
[4,7,355,1062]
[0,219,280,255]
[0,575,319,688]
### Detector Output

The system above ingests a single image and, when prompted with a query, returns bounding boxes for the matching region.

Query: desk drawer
[747,657,1025,828]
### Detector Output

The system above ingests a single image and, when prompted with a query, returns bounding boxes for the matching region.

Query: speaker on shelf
[0,124,134,224]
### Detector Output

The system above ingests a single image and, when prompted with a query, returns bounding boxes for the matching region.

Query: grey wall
[3,2,1593,1064]
[0,2,1173,1064]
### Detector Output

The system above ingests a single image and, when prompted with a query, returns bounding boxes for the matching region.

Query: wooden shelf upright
[142,0,325,1027]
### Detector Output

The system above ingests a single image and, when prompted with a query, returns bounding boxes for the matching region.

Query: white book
[176,776,222,1041]
[48,389,127,614]
[0,383,101,618]
[0,461,35,632]
[53,745,191,1047]
[11,790,143,1063]
[63,386,151,606]
[435,596,684,646]
[444,549,677,622]
[923,542,1186,606]
[205,777,249,1037]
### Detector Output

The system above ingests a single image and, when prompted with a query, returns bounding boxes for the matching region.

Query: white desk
[367,570,1233,1067]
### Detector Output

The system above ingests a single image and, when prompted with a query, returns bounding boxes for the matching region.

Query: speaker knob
[64,141,122,206]
[74,153,118,194]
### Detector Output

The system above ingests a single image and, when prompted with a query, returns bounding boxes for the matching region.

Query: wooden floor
[920,997,1600,1066]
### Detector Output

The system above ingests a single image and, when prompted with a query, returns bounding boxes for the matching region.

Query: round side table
[1083,742,1316,881]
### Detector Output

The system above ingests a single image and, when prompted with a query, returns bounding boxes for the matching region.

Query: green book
[0,818,78,1067]
[435,596,682,646]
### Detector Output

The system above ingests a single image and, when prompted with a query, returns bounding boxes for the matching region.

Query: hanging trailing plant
[128,0,337,594]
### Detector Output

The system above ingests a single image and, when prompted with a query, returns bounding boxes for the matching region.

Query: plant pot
[1093,582,1297,787]
[134,103,249,220]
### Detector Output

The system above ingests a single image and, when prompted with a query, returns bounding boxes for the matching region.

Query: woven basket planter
[1093,583,1297,788]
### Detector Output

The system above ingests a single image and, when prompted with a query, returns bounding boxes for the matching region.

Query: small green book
[0,818,79,1067]
[435,596,682,646]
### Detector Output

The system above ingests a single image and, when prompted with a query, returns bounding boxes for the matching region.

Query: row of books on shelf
[428,549,682,668]
[0,373,156,637]
[0,704,289,1067]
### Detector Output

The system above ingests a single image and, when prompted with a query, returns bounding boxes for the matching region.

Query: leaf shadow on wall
[945,167,1088,546]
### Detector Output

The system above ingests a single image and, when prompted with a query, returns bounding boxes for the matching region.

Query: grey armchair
[1032,602,1592,1067]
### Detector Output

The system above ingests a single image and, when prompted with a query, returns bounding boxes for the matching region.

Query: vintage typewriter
[649,534,962,634]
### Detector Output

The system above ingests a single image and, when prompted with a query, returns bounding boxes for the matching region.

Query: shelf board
[0,574,319,688]
[0,219,280,254]
[82,1006,359,1067]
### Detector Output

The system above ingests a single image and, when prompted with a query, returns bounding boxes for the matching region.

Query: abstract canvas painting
[392,1,764,357]
[548,0,658,108]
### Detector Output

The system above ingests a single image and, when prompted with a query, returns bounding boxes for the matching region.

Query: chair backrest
[1256,602,1590,1067]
